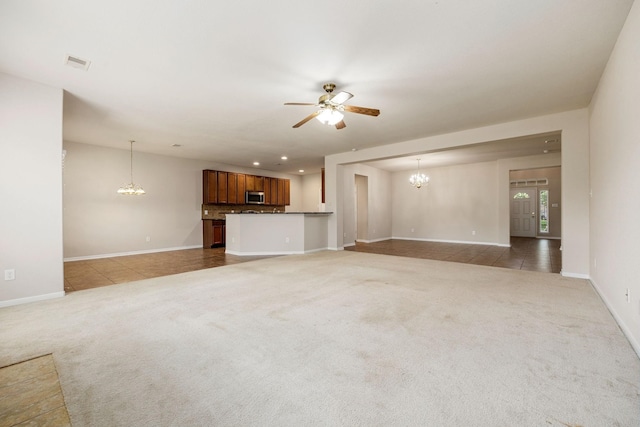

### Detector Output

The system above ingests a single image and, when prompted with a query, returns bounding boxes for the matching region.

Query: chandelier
[409,158,429,188]
[117,140,146,195]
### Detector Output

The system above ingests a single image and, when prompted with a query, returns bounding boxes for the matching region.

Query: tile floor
[0,355,70,427]
[64,247,276,293]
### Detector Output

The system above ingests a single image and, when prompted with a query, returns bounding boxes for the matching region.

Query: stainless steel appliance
[245,191,265,204]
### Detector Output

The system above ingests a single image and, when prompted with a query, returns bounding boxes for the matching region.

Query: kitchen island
[225,212,332,256]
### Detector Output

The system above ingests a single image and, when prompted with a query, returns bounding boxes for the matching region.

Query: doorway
[510,187,537,237]
[355,175,368,242]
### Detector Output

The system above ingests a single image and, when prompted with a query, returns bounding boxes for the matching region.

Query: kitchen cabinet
[254,176,264,191]
[263,177,272,205]
[203,170,218,204]
[227,172,238,204]
[284,179,290,205]
[277,178,285,205]
[217,172,228,203]
[203,219,226,248]
[270,178,278,205]
[237,174,246,202]
[202,169,290,205]
[245,174,255,191]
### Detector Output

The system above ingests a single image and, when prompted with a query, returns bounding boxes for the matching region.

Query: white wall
[63,140,302,259]
[355,174,369,241]
[340,164,392,246]
[588,0,640,354]
[392,161,499,244]
[301,172,323,212]
[0,73,64,306]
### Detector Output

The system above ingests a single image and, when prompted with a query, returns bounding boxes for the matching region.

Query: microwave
[245,191,265,204]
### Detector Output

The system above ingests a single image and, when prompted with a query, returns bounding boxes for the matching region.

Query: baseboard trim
[392,236,504,247]
[589,277,640,359]
[356,237,390,243]
[64,245,203,262]
[560,271,590,279]
[0,291,65,308]
[225,248,327,256]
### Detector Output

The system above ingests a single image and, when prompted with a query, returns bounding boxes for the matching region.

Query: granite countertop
[225,211,333,215]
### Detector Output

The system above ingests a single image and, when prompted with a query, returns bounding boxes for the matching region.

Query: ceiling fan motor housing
[319,94,331,105]
[322,83,336,93]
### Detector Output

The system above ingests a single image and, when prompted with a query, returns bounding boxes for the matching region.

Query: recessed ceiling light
[281,156,288,160]
[253,162,260,166]
[351,148,357,151]
[64,54,91,71]
[299,169,304,173]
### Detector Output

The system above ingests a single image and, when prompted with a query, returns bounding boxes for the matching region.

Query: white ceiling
[0,1,633,174]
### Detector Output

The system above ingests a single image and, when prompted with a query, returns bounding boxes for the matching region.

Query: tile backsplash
[202,204,285,220]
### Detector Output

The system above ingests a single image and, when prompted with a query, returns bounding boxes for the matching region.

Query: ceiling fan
[284,83,380,130]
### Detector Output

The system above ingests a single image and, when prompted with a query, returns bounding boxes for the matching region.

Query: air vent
[64,54,91,71]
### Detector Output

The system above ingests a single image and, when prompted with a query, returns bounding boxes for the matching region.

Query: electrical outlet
[472,230,476,236]
[285,237,290,243]
[146,236,151,242]
[411,228,415,233]
[4,269,15,281]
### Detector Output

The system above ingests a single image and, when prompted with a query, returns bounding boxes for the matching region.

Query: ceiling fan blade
[343,105,380,116]
[335,120,346,130]
[329,91,353,105]
[292,111,320,128]
[284,102,316,106]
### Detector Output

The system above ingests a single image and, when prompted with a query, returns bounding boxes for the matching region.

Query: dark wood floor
[345,237,561,273]
[64,237,561,293]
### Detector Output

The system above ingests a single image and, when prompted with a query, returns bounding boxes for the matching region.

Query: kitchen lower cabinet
[203,219,226,248]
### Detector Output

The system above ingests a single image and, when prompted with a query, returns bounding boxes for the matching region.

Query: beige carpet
[0,251,638,426]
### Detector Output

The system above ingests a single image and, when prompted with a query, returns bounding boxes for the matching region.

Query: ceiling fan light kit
[316,108,344,126]
[285,83,380,130]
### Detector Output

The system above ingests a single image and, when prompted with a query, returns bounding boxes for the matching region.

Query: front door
[510,187,537,237]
